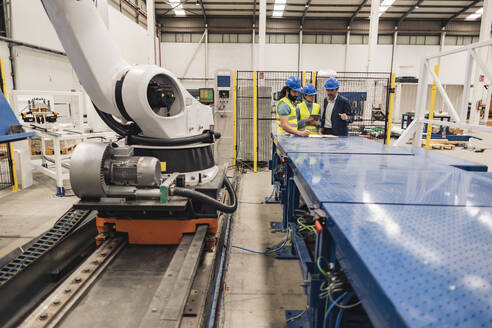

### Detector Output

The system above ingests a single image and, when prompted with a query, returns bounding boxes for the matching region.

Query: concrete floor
[0,172,77,258]
[221,171,305,328]
[433,131,492,171]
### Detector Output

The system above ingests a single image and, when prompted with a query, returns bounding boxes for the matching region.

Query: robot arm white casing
[41,0,214,139]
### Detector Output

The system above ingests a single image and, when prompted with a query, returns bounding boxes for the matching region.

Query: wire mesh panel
[236,71,254,164]
[316,72,391,139]
[236,71,314,165]
[0,144,13,191]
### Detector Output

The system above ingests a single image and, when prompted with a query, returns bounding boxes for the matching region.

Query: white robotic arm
[41,0,214,140]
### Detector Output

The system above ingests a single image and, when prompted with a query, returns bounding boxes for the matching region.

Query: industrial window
[208,34,223,43]
[191,33,203,43]
[285,34,299,44]
[350,34,368,45]
[302,34,346,44]
[331,35,346,44]
[268,34,285,44]
[444,35,479,46]
[397,35,443,45]
[222,34,238,43]
[238,34,253,43]
[162,33,176,42]
[425,35,440,45]
[302,34,314,43]
[109,0,147,28]
[378,35,393,45]
[175,33,191,43]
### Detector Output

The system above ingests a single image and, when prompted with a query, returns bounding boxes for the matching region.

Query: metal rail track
[19,237,126,328]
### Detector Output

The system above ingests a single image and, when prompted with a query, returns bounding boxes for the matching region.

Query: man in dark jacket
[320,77,354,136]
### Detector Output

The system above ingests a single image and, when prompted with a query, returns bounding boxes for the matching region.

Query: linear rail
[18,237,126,328]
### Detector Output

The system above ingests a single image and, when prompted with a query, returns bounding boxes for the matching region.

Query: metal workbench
[269,134,492,328]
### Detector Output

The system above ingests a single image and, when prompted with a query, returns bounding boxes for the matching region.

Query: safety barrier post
[385,73,396,145]
[0,58,18,192]
[425,65,439,149]
[232,71,237,167]
[253,71,258,172]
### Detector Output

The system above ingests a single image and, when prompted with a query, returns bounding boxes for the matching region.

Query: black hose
[172,176,237,213]
[94,105,221,146]
[95,107,139,136]
[129,131,220,146]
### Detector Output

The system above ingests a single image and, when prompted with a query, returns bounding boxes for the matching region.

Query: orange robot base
[96,217,218,245]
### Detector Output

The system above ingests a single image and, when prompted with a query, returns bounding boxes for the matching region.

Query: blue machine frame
[269,134,491,328]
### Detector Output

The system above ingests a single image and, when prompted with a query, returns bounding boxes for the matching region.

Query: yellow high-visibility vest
[275,97,297,135]
[298,101,320,134]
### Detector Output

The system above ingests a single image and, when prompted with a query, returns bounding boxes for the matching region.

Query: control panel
[215,70,232,117]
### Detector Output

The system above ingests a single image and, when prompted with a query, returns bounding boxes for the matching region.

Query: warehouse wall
[162,42,470,85]
[3,0,150,95]
[162,41,474,124]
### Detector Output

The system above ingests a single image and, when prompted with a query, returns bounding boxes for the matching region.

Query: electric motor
[105,156,160,187]
[70,142,161,199]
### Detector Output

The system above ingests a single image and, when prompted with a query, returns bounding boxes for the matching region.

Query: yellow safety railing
[232,71,237,167]
[302,71,306,86]
[312,71,317,86]
[0,58,18,192]
[385,73,396,145]
[253,71,258,172]
[425,65,439,149]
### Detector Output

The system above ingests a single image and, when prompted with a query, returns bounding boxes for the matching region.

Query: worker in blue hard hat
[320,77,354,136]
[275,76,310,137]
[296,83,321,135]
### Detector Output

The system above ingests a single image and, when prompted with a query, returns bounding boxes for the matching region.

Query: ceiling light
[168,0,186,16]
[273,4,285,11]
[466,7,483,20]
[272,0,286,17]
[378,0,395,17]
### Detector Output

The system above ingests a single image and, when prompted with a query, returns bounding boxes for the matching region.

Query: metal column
[367,0,380,72]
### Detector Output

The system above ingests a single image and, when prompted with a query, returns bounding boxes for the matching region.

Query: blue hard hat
[301,83,317,95]
[285,76,302,92]
[324,77,340,90]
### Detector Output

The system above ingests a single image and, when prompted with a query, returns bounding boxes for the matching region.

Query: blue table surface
[289,152,492,206]
[0,132,35,143]
[274,135,487,171]
[274,135,415,155]
[321,203,492,328]
[410,147,488,172]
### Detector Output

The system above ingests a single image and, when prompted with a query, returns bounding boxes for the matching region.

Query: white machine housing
[41,0,214,139]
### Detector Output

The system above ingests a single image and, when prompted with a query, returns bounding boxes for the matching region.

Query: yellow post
[0,58,18,192]
[425,65,439,149]
[232,71,237,167]
[385,73,396,145]
[253,71,258,172]
[302,71,306,86]
[8,143,18,192]
[0,58,7,101]
[312,71,317,87]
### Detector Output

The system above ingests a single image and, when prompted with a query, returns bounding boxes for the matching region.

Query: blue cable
[207,212,233,328]
[334,292,354,328]
[231,226,290,255]
[323,292,348,328]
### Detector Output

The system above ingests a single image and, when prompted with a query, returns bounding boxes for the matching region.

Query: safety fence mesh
[0,144,14,190]
[234,71,391,166]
